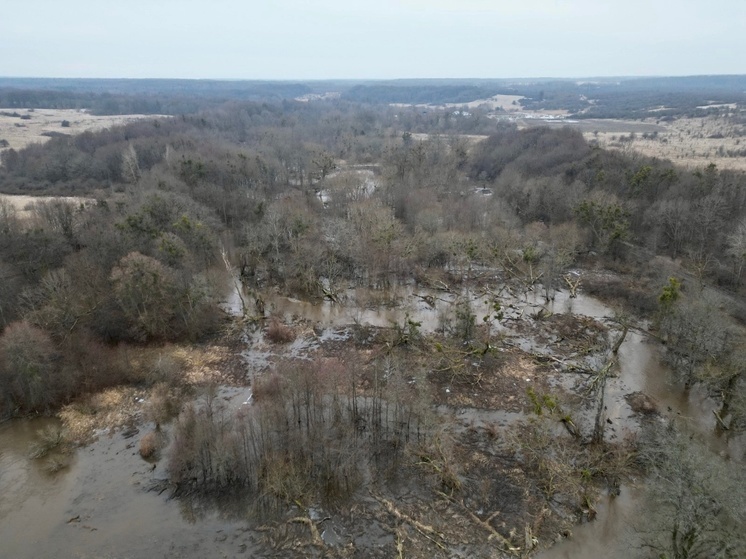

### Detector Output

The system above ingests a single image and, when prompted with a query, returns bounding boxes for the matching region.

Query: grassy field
[517,113,746,171]
[586,115,746,171]
[0,193,95,218]
[0,108,156,155]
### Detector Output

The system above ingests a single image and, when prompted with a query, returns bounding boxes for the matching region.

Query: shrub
[251,372,284,402]
[266,317,295,343]
[139,429,166,459]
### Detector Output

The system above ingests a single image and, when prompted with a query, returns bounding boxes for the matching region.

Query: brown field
[518,113,746,171]
[581,115,746,171]
[0,108,157,154]
[445,93,526,111]
[395,94,569,117]
[0,193,95,218]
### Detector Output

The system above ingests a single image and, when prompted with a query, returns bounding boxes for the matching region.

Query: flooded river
[1,280,742,557]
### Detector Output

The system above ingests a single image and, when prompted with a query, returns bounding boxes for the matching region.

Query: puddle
[225,276,614,336]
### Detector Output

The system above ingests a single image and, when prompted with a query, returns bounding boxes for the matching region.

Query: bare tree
[637,422,746,559]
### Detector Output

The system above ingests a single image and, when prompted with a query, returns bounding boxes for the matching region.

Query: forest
[1,89,745,558]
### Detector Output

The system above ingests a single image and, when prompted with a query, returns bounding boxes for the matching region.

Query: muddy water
[2,279,740,558]
[243,282,612,336]
[536,485,644,559]
[0,418,257,559]
[229,279,719,438]
[235,280,745,558]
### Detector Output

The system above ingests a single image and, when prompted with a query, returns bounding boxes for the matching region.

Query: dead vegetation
[0,108,154,155]
[267,316,296,343]
[139,428,167,459]
[57,340,240,443]
[586,114,746,171]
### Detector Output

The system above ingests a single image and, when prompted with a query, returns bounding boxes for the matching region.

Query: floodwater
[0,418,258,559]
[536,485,644,559]
[2,277,742,558]
[233,281,611,337]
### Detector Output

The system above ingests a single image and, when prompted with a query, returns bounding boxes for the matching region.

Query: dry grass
[0,194,95,220]
[144,382,183,426]
[58,342,243,441]
[0,108,157,155]
[59,386,144,442]
[173,344,239,384]
[252,371,284,402]
[44,455,71,474]
[28,424,67,459]
[586,114,746,171]
[125,343,238,386]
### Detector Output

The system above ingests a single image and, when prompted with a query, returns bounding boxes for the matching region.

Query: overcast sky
[3,0,745,80]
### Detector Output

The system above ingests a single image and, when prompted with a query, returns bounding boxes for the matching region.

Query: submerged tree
[637,422,746,559]
[658,293,730,388]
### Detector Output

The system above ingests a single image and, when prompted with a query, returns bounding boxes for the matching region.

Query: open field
[518,114,746,171]
[394,94,569,117]
[586,114,746,171]
[0,108,157,154]
[445,93,526,111]
[0,193,95,218]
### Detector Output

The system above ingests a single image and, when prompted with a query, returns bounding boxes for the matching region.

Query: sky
[2,0,745,80]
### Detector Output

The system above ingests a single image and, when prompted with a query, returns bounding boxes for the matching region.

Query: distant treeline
[1,75,745,117]
[0,79,316,115]
[510,76,746,118]
[341,85,511,105]
[340,76,746,119]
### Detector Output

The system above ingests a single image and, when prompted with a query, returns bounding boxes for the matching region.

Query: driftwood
[561,416,581,439]
[433,279,452,293]
[321,284,340,303]
[611,326,629,354]
[502,253,544,290]
[288,516,324,547]
[563,274,581,298]
[590,327,629,444]
[713,410,730,430]
[372,493,446,550]
[531,353,594,375]
[416,294,437,307]
[436,491,520,555]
